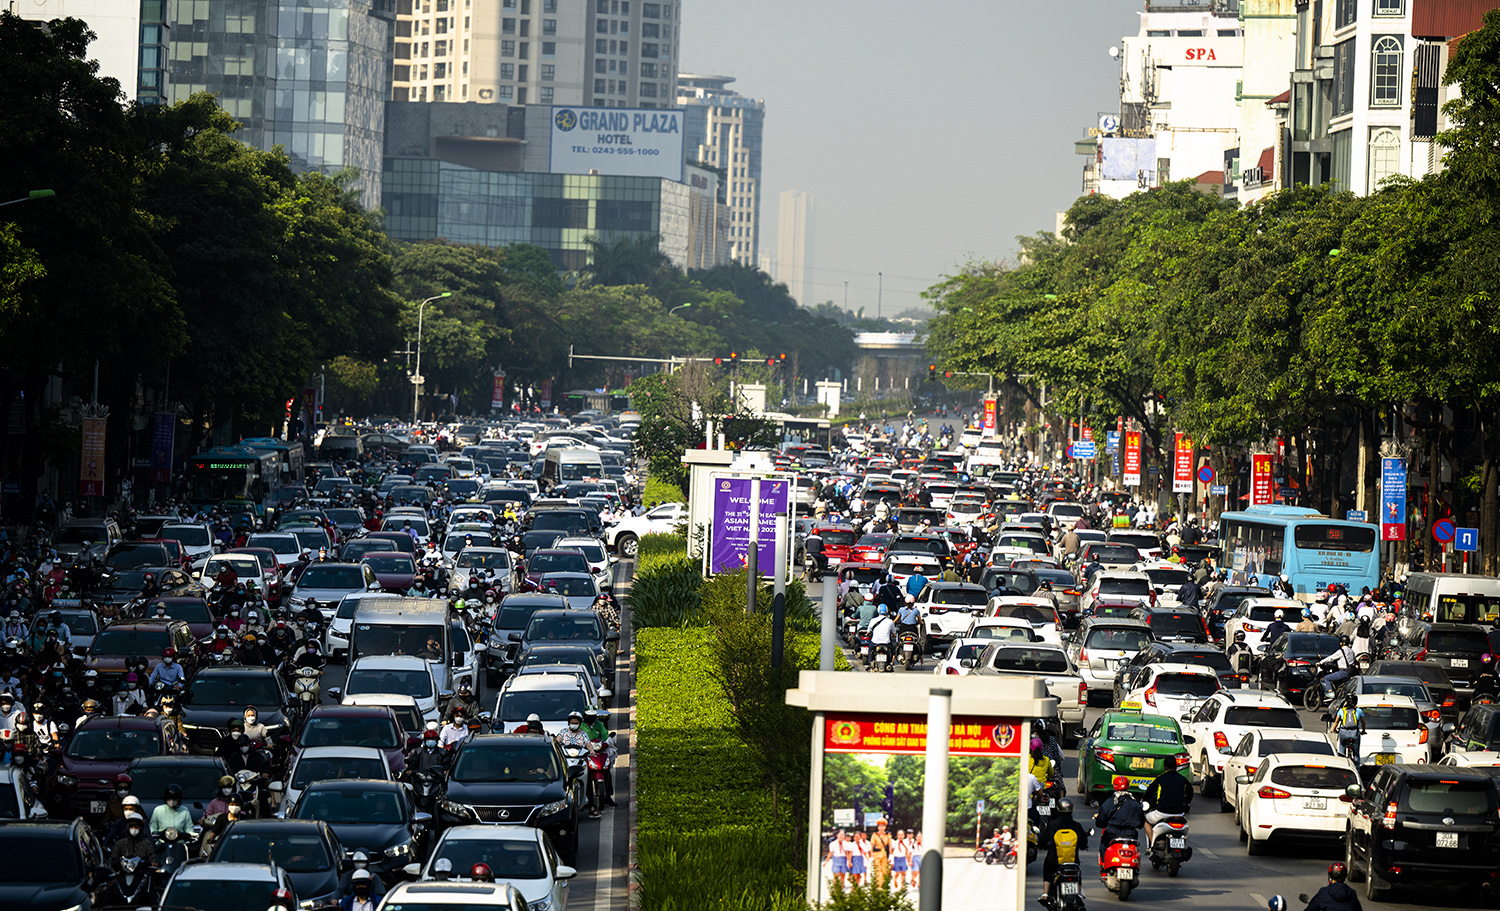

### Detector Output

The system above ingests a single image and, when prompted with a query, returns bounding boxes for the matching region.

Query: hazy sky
[679,0,1142,316]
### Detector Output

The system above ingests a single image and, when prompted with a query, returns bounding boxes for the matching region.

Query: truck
[968,642,1084,746]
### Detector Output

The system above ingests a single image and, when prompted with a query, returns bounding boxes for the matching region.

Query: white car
[380,880,531,910]
[1221,729,1337,813]
[404,825,576,909]
[450,547,515,595]
[159,522,215,571]
[1331,695,1429,766]
[1181,690,1305,798]
[886,553,942,591]
[1437,750,1500,768]
[555,535,614,590]
[279,745,390,814]
[341,655,442,725]
[985,596,1063,645]
[915,582,990,648]
[1234,752,1361,854]
[1079,571,1155,616]
[932,638,993,677]
[605,501,685,557]
[1223,598,1303,653]
[1131,562,1194,605]
[963,616,1039,644]
[493,672,600,736]
[245,532,302,571]
[1121,663,1220,723]
[340,693,427,738]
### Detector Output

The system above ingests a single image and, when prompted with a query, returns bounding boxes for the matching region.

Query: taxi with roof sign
[1076,700,1193,801]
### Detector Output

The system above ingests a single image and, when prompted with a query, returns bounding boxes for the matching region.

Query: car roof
[350,654,432,669]
[925,581,985,591]
[501,673,589,693]
[1080,618,1151,630]
[295,745,388,762]
[1096,571,1150,580]
[307,704,398,718]
[173,862,280,881]
[193,666,280,679]
[384,881,521,905]
[1147,663,1219,676]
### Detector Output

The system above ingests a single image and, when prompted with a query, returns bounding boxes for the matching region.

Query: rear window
[1364,706,1420,730]
[820,530,859,546]
[1292,523,1376,553]
[1428,630,1490,654]
[1223,707,1302,729]
[970,625,1035,642]
[1149,614,1204,636]
[1247,604,1286,621]
[891,561,934,576]
[1100,578,1151,596]
[1372,663,1452,687]
[932,588,987,607]
[989,647,1071,674]
[1084,628,1151,651]
[1259,739,1335,757]
[1155,674,1219,697]
[1105,723,1180,744]
[991,604,1055,624]
[1270,764,1357,789]
[1144,568,1192,588]
[1363,681,1430,703]
[1091,545,1141,563]
[1402,780,1497,815]
[1109,534,1158,550]
[1167,650,1233,674]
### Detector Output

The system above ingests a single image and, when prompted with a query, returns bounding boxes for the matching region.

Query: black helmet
[164,783,183,801]
[1328,862,1348,883]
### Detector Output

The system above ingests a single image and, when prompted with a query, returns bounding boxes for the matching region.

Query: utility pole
[877,272,883,320]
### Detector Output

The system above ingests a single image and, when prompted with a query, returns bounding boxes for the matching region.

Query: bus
[1220,505,1379,599]
[759,413,832,450]
[239,436,306,486]
[184,447,281,506]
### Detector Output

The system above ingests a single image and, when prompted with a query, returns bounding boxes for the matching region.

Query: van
[349,597,472,695]
[1402,572,1500,627]
[542,448,603,486]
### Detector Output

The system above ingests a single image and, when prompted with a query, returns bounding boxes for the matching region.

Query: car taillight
[1097,748,1115,766]
[1419,725,1429,744]
[1246,766,1258,775]
[1213,731,1229,750]
[1077,682,1087,706]
[1175,752,1191,769]
[929,606,946,614]
[1258,785,1291,799]
[1144,687,1157,707]
[1415,648,1428,661]
[1065,589,1081,596]
[1423,709,1441,722]
[1202,616,1210,636]
[946,667,961,675]
[1383,801,1398,827]
[1442,695,1456,708]
[1286,659,1310,667]
[1079,647,1089,664]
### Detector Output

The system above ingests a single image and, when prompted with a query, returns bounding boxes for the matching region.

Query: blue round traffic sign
[1432,519,1456,544]
[1196,465,1215,484]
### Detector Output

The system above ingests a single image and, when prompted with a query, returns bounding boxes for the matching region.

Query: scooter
[1096,832,1141,901]
[102,855,156,906]
[1302,664,1346,711]
[1044,862,1087,910]
[873,641,890,672]
[586,734,613,813]
[858,632,873,667]
[293,665,322,708]
[899,630,920,670]
[410,768,442,814]
[1146,814,1191,877]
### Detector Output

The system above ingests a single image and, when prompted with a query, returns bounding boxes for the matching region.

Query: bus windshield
[1293,524,1376,552]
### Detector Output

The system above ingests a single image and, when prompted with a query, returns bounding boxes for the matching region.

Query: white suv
[914,582,989,650]
[1181,690,1304,800]
[605,502,685,558]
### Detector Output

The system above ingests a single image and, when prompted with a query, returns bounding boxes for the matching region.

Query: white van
[543,448,604,486]
[1400,572,1500,635]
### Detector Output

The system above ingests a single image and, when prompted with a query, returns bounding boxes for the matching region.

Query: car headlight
[290,596,305,606]
[299,900,319,910]
[539,797,569,817]
[385,840,414,858]
[530,899,551,911]
[439,799,475,818]
[56,774,77,787]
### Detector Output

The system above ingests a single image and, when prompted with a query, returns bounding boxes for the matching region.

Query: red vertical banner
[1251,454,1274,505]
[1123,430,1142,487]
[982,396,997,437]
[79,417,105,498]
[1172,433,1194,494]
[538,379,552,410]
[1081,425,1094,441]
[491,375,505,410]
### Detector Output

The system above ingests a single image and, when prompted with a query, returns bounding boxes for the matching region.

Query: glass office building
[168,0,393,204]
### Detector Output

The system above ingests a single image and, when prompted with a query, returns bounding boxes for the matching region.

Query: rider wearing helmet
[1301,863,1360,911]
[1142,763,1193,848]
[1333,693,1367,761]
[408,728,448,775]
[557,710,598,815]
[469,862,495,883]
[445,679,479,721]
[150,782,193,837]
[1039,795,1088,906]
[1261,609,1292,646]
[205,775,236,817]
[148,647,186,690]
[1316,635,1358,692]
[1093,776,1145,866]
[1474,653,1499,701]
[338,851,388,901]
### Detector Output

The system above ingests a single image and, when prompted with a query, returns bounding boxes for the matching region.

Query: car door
[1223,733,1256,805]
[1081,716,1106,770]
[1188,698,1223,770]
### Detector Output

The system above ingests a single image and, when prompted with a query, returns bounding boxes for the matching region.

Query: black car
[126,754,229,825]
[1128,607,1209,644]
[439,733,582,861]
[1113,642,1240,702]
[289,779,431,874]
[515,644,610,702]
[1258,631,1340,701]
[486,593,570,683]
[1413,622,1491,696]
[209,818,345,907]
[1449,703,1500,755]
[1367,659,1461,723]
[526,508,602,537]
[1201,585,1270,644]
[1346,764,1500,900]
[519,530,565,559]
[0,820,107,910]
[519,609,619,672]
[180,666,296,754]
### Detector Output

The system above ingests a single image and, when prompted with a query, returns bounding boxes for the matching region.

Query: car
[1345,764,1500,900]
[324,594,364,660]
[514,644,611,705]
[146,595,216,640]
[554,535,613,586]
[493,672,602,735]
[1180,691,1305,799]
[200,554,270,603]
[514,661,608,709]
[1076,702,1191,800]
[1065,618,1153,705]
[485,593,571,683]
[125,754,228,824]
[381,880,532,908]
[209,818,344,907]
[848,534,894,565]
[932,638,994,677]
[342,692,428,739]
[291,705,408,776]
[450,546,516,595]
[1233,752,1360,854]
[524,550,592,589]
[179,666,296,754]
[51,605,102,654]
[360,551,417,592]
[1411,622,1492,696]
[342,536,401,563]
[442,525,497,565]
[83,617,198,684]
[402,824,578,907]
[0,766,47,820]
[1257,631,1341,702]
[141,536,194,572]
[1329,674,1443,757]
[1437,750,1500,769]
[439,733,583,861]
[105,540,174,571]
[227,546,283,599]
[537,571,602,611]
[1120,663,1221,722]
[340,654,443,726]
[1324,694,1431,767]
[288,562,379,616]
[1079,571,1155,616]
[0,819,108,908]
[518,609,618,674]
[1107,530,1163,562]
[1202,585,1271,643]
[961,616,1040,644]
[969,643,1087,745]
[281,745,392,813]
[1127,606,1209,644]
[1113,642,1240,703]
[53,516,122,565]
[914,581,989,649]
[54,714,184,818]
[885,553,943,590]
[1077,542,1143,575]
[290,778,431,874]
[1366,659,1461,723]
[325,507,368,538]
[605,501,686,557]
[1449,703,1500,755]
[159,861,299,910]
[1220,730,1337,813]
[984,597,1064,645]
[1222,597,1303,654]
[94,566,201,608]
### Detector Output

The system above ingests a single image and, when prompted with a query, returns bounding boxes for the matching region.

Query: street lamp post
[0,189,55,208]
[412,292,451,424]
[668,302,693,316]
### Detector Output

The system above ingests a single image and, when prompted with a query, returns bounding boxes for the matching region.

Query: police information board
[549,106,685,180]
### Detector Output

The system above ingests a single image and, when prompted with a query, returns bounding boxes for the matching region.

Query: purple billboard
[710,477,789,575]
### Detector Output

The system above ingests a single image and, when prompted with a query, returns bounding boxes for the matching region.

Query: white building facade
[14,0,169,104]
[775,189,814,305]
[678,74,765,267]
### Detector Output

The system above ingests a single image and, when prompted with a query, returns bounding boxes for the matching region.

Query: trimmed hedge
[628,555,703,629]
[642,475,685,508]
[637,532,688,573]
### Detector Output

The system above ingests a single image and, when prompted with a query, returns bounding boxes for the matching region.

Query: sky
[678,0,1143,317]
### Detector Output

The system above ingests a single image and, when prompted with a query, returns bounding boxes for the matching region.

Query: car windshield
[1429,630,1490,653]
[1154,674,1219,697]
[1259,739,1335,757]
[1364,681,1430,703]
[67,726,158,760]
[157,600,211,624]
[290,755,389,789]
[217,832,331,872]
[431,838,547,878]
[820,530,860,546]
[933,588,987,606]
[91,628,172,657]
[451,743,562,782]
[129,762,224,797]
[297,715,400,749]
[1084,628,1151,651]
[353,623,445,658]
[1223,707,1303,728]
[348,668,433,699]
[295,788,404,824]
[1271,764,1357,789]
[343,540,398,561]
[989,647,1070,673]
[544,576,596,597]
[55,526,100,545]
[525,615,602,642]
[363,555,415,573]
[161,526,212,547]
[190,674,283,707]
[456,551,512,570]
[1364,706,1420,730]
[1099,578,1151,596]
[529,553,589,574]
[299,566,365,589]
[1106,723,1180,744]
[57,611,99,635]
[498,687,589,721]
[566,543,607,563]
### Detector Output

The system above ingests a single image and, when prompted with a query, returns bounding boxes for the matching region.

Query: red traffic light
[713,357,724,365]
[765,358,776,366]
[944,371,953,379]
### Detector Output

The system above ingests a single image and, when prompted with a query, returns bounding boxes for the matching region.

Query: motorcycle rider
[1261,609,1291,648]
[895,597,922,664]
[204,775,236,818]
[803,529,826,580]
[582,707,616,805]
[242,706,272,743]
[150,783,193,837]
[438,708,471,750]
[1295,609,1319,633]
[341,868,378,911]
[1039,796,1088,907]
[1142,766,1193,847]
[1093,776,1145,866]
[1300,862,1363,911]
[1317,635,1358,692]
[148,647,186,691]
[226,732,271,776]
[445,681,480,721]
[337,852,388,903]
[1227,630,1255,678]
[113,673,147,715]
[868,607,896,667]
[1272,574,1295,598]
[1473,654,1499,701]
[407,728,449,775]
[110,813,157,868]
[512,712,546,734]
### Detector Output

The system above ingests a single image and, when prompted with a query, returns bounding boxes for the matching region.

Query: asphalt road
[813,576,1465,911]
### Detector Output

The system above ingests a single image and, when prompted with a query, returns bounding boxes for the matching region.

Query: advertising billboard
[80,417,105,498]
[491,375,505,411]
[1251,454,1274,505]
[150,413,175,484]
[1173,433,1194,494]
[1381,458,1407,541]
[710,476,789,574]
[981,397,997,438]
[1123,430,1142,487]
[549,106,685,181]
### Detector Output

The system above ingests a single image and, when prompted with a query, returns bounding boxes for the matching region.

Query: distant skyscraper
[167,0,394,205]
[18,0,170,104]
[775,189,813,306]
[677,73,763,267]
[390,0,681,109]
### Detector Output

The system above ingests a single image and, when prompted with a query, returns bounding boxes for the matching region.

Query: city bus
[239,436,306,486]
[1220,505,1379,599]
[760,413,833,450]
[184,447,281,506]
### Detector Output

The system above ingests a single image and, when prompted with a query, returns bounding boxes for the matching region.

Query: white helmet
[1274,609,1284,619]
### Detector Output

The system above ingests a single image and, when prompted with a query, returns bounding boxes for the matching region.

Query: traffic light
[881,784,895,820]
[729,351,739,364]
[944,370,954,379]
[713,357,724,366]
[928,364,937,380]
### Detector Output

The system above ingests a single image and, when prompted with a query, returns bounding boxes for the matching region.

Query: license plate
[1452,658,1469,668]
[1168,837,1185,849]
[1303,797,1327,810]
[1374,753,1397,765]
[1062,883,1080,895]
[1038,805,1052,816]
[1119,867,1134,880]
[1130,757,1154,770]
[1437,831,1458,848]
[89,800,107,815]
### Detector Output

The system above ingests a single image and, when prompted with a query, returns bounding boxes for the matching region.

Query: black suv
[180,666,296,754]
[1413,622,1491,697]
[0,819,107,909]
[486,593,570,684]
[1345,764,1500,901]
[439,733,582,861]
[1449,703,1500,754]
[1367,659,1461,724]
[1127,606,1209,644]
[1258,631,1340,702]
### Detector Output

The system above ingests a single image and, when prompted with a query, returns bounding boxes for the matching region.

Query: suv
[1448,702,1500,755]
[0,819,108,908]
[52,517,122,565]
[179,666,296,753]
[1202,585,1271,644]
[493,671,602,735]
[486,593,570,684]
[1412,622,1491,696]
[440,733,583,862]
[1128,606,1209,644]
[83,617,198,684]
[915,581,989,650]
[1113,642,1240,703]
[1065,618,1153,705]
[1080,571,1155,616]
[604,502,685,558]
[1345,764,1500,900]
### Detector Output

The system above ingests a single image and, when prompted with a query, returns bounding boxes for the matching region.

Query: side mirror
[1182,735,1196,745]
[1344,784,1362,801]
[192,572,201,580]
[1217,744,1233,754]
[439,690,454,702]
[1180,713,1194,722]
[406,736,421,750]
[1235,775,1253,785]
[599,689,613,700]
[507,632,521,641]
[403,862,422,877]
[474,643,487,654]
[1319,713,1332,723]
[269,781,284,793]
[413,811,433,826]
[326,687,342,701]
[29,806,47,819]
[605,630,620,642]
[959,658,976,669]
[1442,723,1456,734]
[557,864,578,880]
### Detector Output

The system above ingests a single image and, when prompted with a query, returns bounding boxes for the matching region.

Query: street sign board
[1105,431,1120,454]
[1345,510,1367,522]
[1196,465,1215,484]
[1432,519,1456,544]
[1456,527,1480,552]
[1071,441,1096,459]
[1210,485,1227,495]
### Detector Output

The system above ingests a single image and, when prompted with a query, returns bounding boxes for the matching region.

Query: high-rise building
[390,0,680,108]
[677,73,764,266]
[16,0,171,104]
[775,189,813,306]
[167,0,394,205]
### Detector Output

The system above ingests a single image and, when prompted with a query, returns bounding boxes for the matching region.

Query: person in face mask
[438,709,469,750]
[225,733,269,776]
[148,648,186,691]
[512,712,545,735]
[241,706,270,742]
[337,851,388,902]
[556,711,597,815]
[341,869,376,911]
[103,773,134,826]
[151,783,193,837]
[110,813,157,867]
[204,775,235,817]
[407,729,447,775]
[113,674,147,715]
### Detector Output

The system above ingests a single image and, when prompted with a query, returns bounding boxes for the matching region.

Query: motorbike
[1044,862,1087,911]
[293,665,322,709]
[972,839,1017,869]
[803,552,823,584]
[858,632,873,668]
[1301,664,1345,712]
[586,734,613,813]
[873,641,891,673]
[560,742,600,812]
[234,768,263,818]
[841,613,859,645]
[102,854,156,906]
[410,768,442,814]
[154,825,194,888]
[899,630,920,670]
[1146,814,1191,877]
[1096,832,1141,901]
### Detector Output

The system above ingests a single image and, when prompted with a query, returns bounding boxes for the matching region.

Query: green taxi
[1076,700,1192,801]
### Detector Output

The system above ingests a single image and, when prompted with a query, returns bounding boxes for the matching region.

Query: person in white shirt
[438,711,470,750]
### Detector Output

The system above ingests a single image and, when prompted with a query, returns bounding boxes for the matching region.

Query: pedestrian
[890,828,908,890]
[869,818,893,884]
[849,830,868,884]
[827,830,850,888]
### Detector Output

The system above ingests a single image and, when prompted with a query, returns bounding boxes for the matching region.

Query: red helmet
[162,647,176,659]
[470,862,493,881]
[272,886,295,907]
[114,773,132,785]
[422,729,440,741]
[1112,775,1130,792]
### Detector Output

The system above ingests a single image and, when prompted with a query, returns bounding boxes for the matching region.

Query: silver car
[1065,618,1153,705]
[538,571,601,611]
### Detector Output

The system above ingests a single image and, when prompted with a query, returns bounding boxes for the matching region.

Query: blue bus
[184,447,281,506]
[240,436,307,486]
[1220,505,1379,598]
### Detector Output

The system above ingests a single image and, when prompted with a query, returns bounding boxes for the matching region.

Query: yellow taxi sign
[1119,700,1144,713]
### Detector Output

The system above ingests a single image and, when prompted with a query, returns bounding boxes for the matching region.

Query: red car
[812,524,859,567]
[54,715,185,818]
[848,533,894,565]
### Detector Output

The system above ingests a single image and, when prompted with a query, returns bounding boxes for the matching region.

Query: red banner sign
[1123,430,1142,487]
[982,397,997,437]
[491,375,505,410]
[1251,453,1274,505]
[79,417,105,498]
[824,713,1024,756]
[1081,425,1094,441]
[1173,433,1194,494]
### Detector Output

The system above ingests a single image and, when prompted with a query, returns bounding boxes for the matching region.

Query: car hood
[284,866,341,904]
[60,755,131,785]
[444,778,568,805]
[182,705,289,731]
[0,881,88,908]
[323,821,411,853]
[373,571,415,588]
[292,585,365,601]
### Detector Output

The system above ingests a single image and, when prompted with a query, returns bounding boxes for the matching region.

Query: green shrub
[815,872,914,911]
[627,555,702,628]
[642,475,685,508]
[635,828,806,911]
[637,532,687,573]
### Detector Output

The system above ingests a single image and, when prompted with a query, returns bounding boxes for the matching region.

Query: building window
[501,63,515,79]
[643,1,659,16]
[597,19,609,33]
[597,0,609,11]
[642,22,659,37]
[540,87,554,102]
[1368,127,1400,187]
[502,40,515,56]
[498,85,513,99]
[641,82,657,97]
[618,41,627,54]
[504,0,515,6]
[1374,0,1403,14]
[434,85,447,101]
[502,18,516,34]
[621,1,629,11]
[1332,39,1355,116]
[545,0,557,10]
[421,41,430,57]
[661,24,670,38]
[520,20,529,37]
[596,38,607,53]
[541,64,554,81]
[1371,36,1402,106]
[619,62,627,75]
[436,18,447,33]
[619,20,628,34]
[662,2,671,17]
[434,62,446,77]
[595,59,606,73]
[594,78,606,93]
[1336,0,1356,28]
[435,40,447,56]
[1177,29,1203,36]
[462,61,468,75]
[543,18,556,35]
[519,64,528,80]
[542,42,555,57]
[640,62,656,77]
[519,42,528,58]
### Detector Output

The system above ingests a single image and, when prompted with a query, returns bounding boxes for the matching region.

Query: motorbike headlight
[385,840,414,858]
[539,797,569,817]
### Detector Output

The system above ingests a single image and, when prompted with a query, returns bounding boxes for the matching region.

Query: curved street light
[413,292,452,424]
